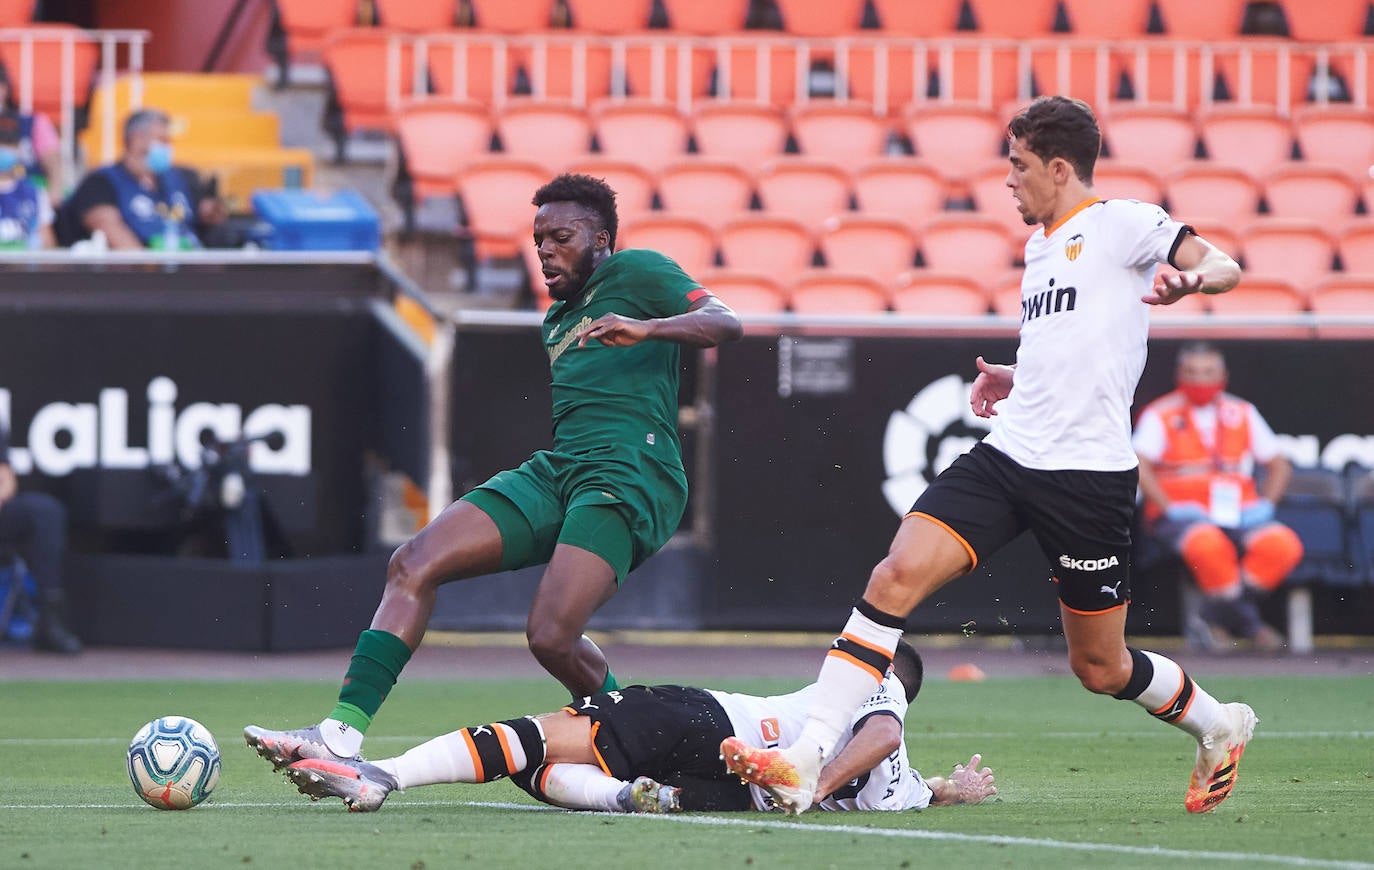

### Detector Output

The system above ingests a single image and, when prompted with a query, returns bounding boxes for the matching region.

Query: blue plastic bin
[250,189,381,251]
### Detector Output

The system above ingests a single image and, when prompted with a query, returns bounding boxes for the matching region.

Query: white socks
[797,605,904,758]
[537,763,629,812]
[1129,650,1226,741]
[376,722,532,790]
[319,718,364,757]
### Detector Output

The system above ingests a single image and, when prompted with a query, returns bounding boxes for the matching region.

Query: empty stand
[697,270,790,314]
[80,72,264,164]
[773,0,868,36]
[1093,163,1165,205]
[1263,165,1363,227]
[712,41,805,107]
[376,0,461,31]
[890,272,990,316]
[791,103,890,162]
[523,40,615,103]
[394,100,492,226]
[566,0,654,33]
[1293,107,1374,178]
[457,156,550,258]
[422,33,520,104]
[853,158,947,232]
[691,102,790,164]
[1058,0,1155,38]
[466,0,557,32]
[620,42,714,103]
[1286,0,1371,41]
[272,0,364,77]
[0,24,99,121]
[1310,276,1374,336]
[717,214,816,284]
[1028,45,1127,108]
[1276,467,1364,587]
[868,0,965,36]
[1198,107,1295,175]
[920,214,1017,285]
[1153,0,1247,39]
[592,100,689,172]
[1102,106,1197,166]
[819,214,917,280]
[1165,164,1262,227]
[842,42,920,112]
[1339,222,1374,274]
[967,0,1059,38]
[322,29,418,156]
[564,157,655,222]
[1205,275,1307,316]
[497,100,593,165]
[1208,43,1313,112]
[906,104,1005,181]
[618,214,718,276]
[0,0,34,25]
[661,0,751,34]
[790,271,890,314]
[990,271,1024,318]
[1239,219,1337,293]
[927,44,1023,105]
[656,158,755,229]
[755,158,854,230]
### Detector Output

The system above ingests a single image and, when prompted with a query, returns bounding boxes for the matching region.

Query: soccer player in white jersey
[722,95,1252,817]
[277,641,996,814]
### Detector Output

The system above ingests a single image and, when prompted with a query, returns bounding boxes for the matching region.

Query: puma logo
[1100,581,1123,600]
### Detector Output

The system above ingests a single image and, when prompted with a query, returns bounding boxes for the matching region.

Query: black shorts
[910,441,1139,614]
[564,685,750,810]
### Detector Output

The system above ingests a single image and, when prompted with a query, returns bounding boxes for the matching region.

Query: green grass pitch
[2,674,1371,869]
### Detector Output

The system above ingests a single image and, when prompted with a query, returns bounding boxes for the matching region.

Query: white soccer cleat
[1185,702,1257,813]
[243,724,359,771]
[720,736,820,816]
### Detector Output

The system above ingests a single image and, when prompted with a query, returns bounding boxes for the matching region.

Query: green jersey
[542,248,706,459]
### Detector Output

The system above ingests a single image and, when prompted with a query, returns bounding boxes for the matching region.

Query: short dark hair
[891,639,924,704]
[532,173,619,249]
[1007,96,1101,184]
[1176,341,1225,367]
[124,108,169,148]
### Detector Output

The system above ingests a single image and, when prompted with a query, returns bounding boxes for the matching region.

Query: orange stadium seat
[620,43,714,102]
[618,214,718,276]
[1293,107,1374,178]
[1239,219,1337,293]
[273,0,363,64]
[717,214,816,284]
[497,100,593,166]
[929,45,1022,105]
[458,156,549,258]
[842,43,919,112]
[692,102,790,164]
[1206,275,1307,316]
[1165,164,1262,227]
[819,215,917,280]
[0,0,35,26]
[529,41,616,103]
[773,0,868,36]
[990,270,1024,318]
[1209,43,1312,111]
[1310,275,1374,315]
[698,270,790,314]
[1093,163,1165,205]
[466,0,557,32]
[755,158,854,230]
[1028,45,1128,108]
[423,33,521,104]
[322,29,417,136]
[1286,0,1371,41]
[967,0,1059,37]
[566,0,654,33]
[869,0,965,36]
[791,271,891,314]
[656,159,755,229]
[1102,107,1198,166]
[394,100,492,222]
[791,103,890,162]
[1153,0,1247,39]
[1339,222,1374,274]
[376,0,461,31]
[1110,45,1208,112]
[714,41,805,107]
[1198,107,1295,174]
[853,158,947,232]
[591,100,689,172]
[891,272,990,316]
[0,24,98,121]
[564,157,655,222]
[920,214,1017,286]
[1262,165,1363,227]
[906,104,1005,181]
[1058,0,1154,38]
[661,0,751,34]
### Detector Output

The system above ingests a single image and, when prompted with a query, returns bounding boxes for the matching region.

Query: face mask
[0,148,17,173]
[146,141,173,174]
[1180,382,1224,407]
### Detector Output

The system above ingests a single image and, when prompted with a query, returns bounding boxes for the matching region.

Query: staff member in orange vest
[1133,342,1302,649]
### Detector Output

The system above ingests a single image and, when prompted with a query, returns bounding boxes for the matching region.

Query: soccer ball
[127,716,221,810]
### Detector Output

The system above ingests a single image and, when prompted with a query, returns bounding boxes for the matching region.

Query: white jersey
[709,675,932,812]
[982,199,1191,472]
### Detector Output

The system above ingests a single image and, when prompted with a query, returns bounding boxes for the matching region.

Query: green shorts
[461,446,688,584]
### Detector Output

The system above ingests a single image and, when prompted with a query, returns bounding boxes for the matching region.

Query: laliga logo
[881,374,991,517]
[0,376,311,477]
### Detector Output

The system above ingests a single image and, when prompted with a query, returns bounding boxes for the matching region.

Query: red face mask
[1180,382,1224,406]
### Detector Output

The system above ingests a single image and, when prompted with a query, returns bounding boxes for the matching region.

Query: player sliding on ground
[279,641,997,815]
[722,96,1254,817]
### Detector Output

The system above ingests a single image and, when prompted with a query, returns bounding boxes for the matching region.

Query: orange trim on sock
[538,764,555,795]
[589,721,612,776]
[494,723,517,775]
[826,647,886,684]
[1060,600,1129,617]
[460,728,485,782]
[839,632,894,659]
[906,511,977,572]
[1150,678,1189,718]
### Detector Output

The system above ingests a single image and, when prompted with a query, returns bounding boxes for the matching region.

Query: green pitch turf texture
[2,674,1371,869]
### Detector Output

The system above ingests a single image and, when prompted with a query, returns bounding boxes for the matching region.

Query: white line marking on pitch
[1,799,1368,869]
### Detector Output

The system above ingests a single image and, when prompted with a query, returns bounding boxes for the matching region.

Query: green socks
[328,629,413,733]
[597,668,620,694]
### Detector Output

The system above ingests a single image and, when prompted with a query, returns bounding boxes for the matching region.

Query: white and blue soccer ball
[127,716,221,810]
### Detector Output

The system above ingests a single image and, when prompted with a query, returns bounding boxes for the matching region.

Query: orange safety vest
[1142,390,1260,520]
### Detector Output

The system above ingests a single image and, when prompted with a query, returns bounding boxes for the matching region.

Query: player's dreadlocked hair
[532,173,619,250]
[1007,95,1101,185]
[891,639,924,704]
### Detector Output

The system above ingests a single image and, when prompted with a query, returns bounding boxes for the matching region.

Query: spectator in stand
[1133,342,1302,650]
[59,108,229,250]
[0,124,54,249]
[0,65,64,205]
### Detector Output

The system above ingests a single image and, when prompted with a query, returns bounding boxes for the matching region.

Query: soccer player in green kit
[246,174,742,771]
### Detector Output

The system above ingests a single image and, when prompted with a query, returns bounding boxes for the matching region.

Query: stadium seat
[457,156,550,258]
[656,159,755,229]
[1093,163,1165,206]
[618,214,718,277]
[1286,0,1371,41]
[1339,222,1374,274]
[755,158,854,231]
[422,32,521,104]
[376,0,461,31]
[697,270,790,314]
[1262,165,1363,228]
[691,102,790,164]
[0,0,34,26]
[712,42,805,107]
[1239,219,1337,294]
[466,0,557,32]
[773,0,868,36]
[869,0,965,36]
[272,0,364,75]
[1101,106,1198,167]
[321,29,418,149]
[1310,275,1374,337]
[566,0,654,32]
[920,214,1017,285]
[967,0,1059,37]
[1058,0,1154,38]
[661,0,751,34]
[1198,107,1295,175]
[890,272,990,316]
[1205,275,1307,316]
[1208,43,1312,112]
[522,40,615,103]
[1153,0,1247,39]
[717,214,816,284]
[852,158,947,233]
[394,100,493,227]
[620,43,714,102]
[0,24,99,122]
[1276,467,1364,587]
[176,145,316,212]
[790,270,891,314]
[496,100,593,166]
[906,104,1005,180]
[1028,45,1128,108]
[1109,45,1207,112]
[990,270,1024,318]
[842,43,919,113]
[819,215,917,280]
[790,103,890,162]
[564,157,655,222]
[1164,164,1262,227]
[928,45,1022,105]
[1292,107,1374,179]
[591,100,689,172]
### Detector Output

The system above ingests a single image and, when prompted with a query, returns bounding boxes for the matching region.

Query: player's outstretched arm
[970,356,1016,419]
[1143,234,1241,306]
[814,713,904,800]
[575,296,742,348]
[927,753,997,806]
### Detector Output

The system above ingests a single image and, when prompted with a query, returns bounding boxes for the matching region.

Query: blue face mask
[0,148,17,173]
[146,141,173,174]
